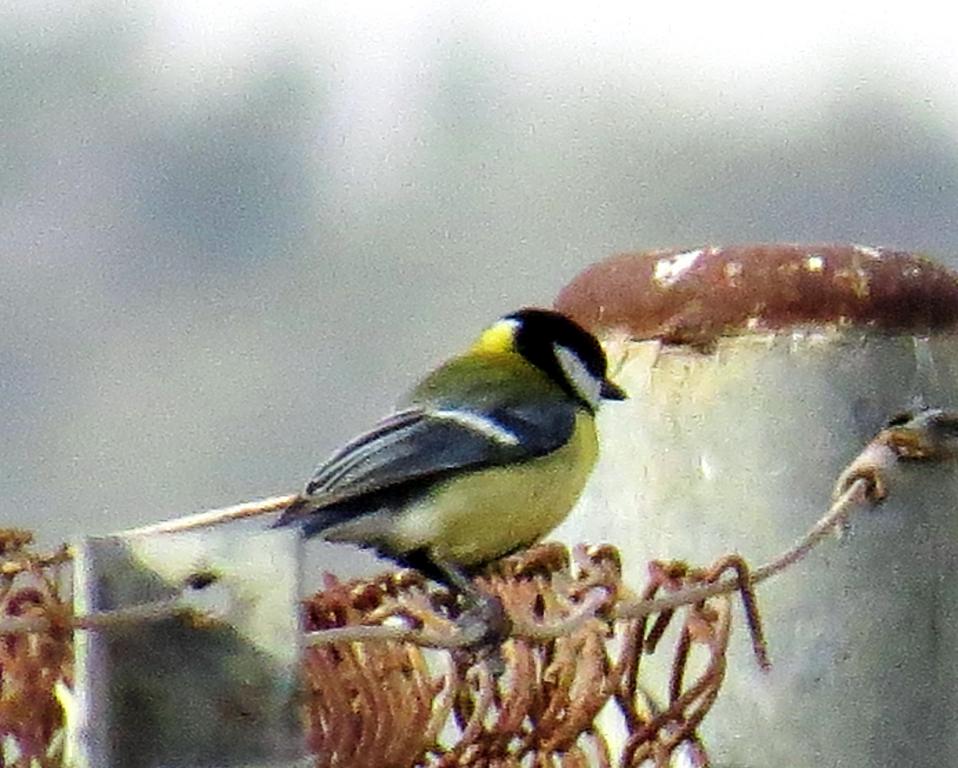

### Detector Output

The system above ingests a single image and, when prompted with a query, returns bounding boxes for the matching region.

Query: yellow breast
[389,411,599,566]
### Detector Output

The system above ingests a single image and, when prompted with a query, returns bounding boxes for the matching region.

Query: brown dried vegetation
[0,530,73,767]
[0,535,749,768]
[303,543,748,768]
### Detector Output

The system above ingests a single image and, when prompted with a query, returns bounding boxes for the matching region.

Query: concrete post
[554,244,958,766]
[72,528,306,768]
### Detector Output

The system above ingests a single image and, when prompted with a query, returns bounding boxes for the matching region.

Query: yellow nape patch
[470,319,518,355]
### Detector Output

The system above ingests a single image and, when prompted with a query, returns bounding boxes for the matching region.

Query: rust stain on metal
[556,244,958,347]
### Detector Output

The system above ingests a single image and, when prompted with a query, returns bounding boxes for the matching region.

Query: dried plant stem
[0,470,874,644]
[304,623,479,650]
[71,596,185,630]
[0,596,194,636]
[0,444,886,643]
[0,545,73,577]
[615,476,869,623]
[752,477,869,582]
[303,476,870,648]
[122,494,297,536]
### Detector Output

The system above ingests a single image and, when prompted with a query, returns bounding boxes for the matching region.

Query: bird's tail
[271,495,344,539]
[271,495,312,529]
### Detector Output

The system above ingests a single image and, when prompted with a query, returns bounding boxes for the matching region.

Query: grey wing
[274,400,577,528]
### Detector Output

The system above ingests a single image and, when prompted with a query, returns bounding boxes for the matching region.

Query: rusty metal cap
[555,244,958,346]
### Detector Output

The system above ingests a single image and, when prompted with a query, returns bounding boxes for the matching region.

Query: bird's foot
[456,592,510,674]
[458,591,511,647]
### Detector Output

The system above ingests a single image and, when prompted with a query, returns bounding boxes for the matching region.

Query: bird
[273,307,626,637]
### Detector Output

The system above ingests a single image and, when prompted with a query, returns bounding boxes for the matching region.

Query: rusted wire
[0,531,73,768]
[299,410,958,765]
[301,543,743,766]
[0,479,888,768]
[0,407,953,766]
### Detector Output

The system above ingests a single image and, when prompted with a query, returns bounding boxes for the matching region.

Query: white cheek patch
[554,343,602,409]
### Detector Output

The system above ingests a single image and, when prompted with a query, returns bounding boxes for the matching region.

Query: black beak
[600,379,627,400]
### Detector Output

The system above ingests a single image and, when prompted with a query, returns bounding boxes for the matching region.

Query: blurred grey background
[3,2,958,544]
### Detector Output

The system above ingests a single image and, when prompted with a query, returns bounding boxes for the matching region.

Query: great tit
[274,308,626,625]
